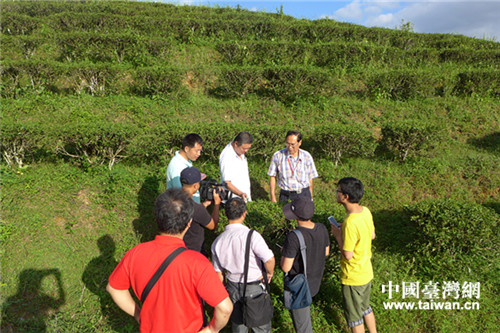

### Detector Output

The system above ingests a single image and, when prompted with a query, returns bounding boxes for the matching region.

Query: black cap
[180,167,206,185]
[282,197,315,220]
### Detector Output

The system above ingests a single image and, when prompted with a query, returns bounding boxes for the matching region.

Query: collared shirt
[219,142,252,201]
[166,151,200,203]
[109,235,228,332]
[267,148,318,191]
[211,224,274,283]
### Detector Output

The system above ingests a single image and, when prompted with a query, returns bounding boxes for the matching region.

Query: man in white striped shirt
[268,130,318,203]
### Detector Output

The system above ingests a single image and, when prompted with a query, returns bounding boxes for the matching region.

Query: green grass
[2,148,499,332]
[1,1,499,332]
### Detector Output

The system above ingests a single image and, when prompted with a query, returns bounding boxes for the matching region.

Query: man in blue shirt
[166,133,204,203]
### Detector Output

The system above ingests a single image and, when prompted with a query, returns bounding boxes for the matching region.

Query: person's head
[225,197,247,221]
[282,197,315,221]
[336,177,364,203]
[154,188,194,235]
[285,130,302,156]
[180,167,206,193]
[181,133,204,161]
[232,131,253,156]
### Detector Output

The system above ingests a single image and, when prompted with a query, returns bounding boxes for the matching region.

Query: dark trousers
[279,187,311,203]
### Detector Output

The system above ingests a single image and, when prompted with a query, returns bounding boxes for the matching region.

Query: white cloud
[335,1,364,21]
[332,0,500,40]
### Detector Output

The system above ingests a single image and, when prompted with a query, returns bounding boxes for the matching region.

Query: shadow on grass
[1,268,65,332]
[82,235,137,331]
[484,201,500,214]
[372,208,416,255]
[468,132,500,155]
[133,175,161,243]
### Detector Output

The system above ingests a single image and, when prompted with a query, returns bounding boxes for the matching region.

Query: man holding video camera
[167,133,204,203]
[268,131,318,203]
[219,132,253,202]
[181,167,221,256]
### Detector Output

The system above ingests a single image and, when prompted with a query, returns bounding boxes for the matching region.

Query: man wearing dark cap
[280,197,330,333]
[181,167,221,255]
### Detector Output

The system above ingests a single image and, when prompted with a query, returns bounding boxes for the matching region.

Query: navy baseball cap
[282,197,315,220]
[180,167,206,185]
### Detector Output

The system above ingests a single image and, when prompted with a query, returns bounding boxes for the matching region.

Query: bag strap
[242,229,271,298]
[140,247,187,303]
[292,229,308,279]
[242,229,255,299]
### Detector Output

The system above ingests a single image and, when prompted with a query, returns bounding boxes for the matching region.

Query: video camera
[200,180,234,201]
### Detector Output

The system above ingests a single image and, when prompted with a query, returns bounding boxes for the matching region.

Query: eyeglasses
[285,142,298,147]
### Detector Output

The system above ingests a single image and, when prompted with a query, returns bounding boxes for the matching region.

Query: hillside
[1,1,499,332]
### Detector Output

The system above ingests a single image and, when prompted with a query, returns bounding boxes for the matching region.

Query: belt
[230,280,261,286]
[281,187,308,195]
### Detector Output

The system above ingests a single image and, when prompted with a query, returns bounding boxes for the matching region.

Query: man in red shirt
[107,188,233,333]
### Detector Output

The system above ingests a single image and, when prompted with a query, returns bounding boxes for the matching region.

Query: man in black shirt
[281,197,330,333]
[180,167,221,256]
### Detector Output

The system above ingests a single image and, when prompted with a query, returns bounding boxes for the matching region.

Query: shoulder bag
[283,229,313,309]
[240,229,274,327]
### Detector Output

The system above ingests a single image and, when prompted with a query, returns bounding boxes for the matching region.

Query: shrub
[381,120,441,162]
[63,61,116,96]
[250,125,288,160]
[209,66,263,98]
[262,66,334,103]
[405,199,499,280]
[367,70,440,100]
[312,123,377,166]
[129,66,183,96]
[55,122,138,170]
[1,121,44,168]
[453,70,500,97]
[127,125,185,165]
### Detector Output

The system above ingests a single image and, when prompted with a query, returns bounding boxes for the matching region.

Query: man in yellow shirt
[331,177,377,333]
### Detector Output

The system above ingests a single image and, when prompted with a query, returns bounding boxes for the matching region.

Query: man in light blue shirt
[166,133,204,203]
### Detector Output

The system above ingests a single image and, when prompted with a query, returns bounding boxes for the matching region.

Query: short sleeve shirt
[267,148,318,191]
[109,235,228,333]
[219,142,251,201]
[212,224,274,283]
[166,151,201,203]
[282,223,330,296]
[183,200,212,252]
[341,207,375,286]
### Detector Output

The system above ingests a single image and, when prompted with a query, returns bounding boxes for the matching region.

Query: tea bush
[313,123,377,166]
[55,122,139,170]
[1,120,45,168]
[405,199,500,280]
[453,70,500,97]
[367,69,440,100]
[381,119,441,162]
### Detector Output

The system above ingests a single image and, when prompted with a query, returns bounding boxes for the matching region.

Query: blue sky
[156,1,500,41]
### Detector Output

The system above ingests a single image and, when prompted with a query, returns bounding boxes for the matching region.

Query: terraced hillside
[1,1,499,332]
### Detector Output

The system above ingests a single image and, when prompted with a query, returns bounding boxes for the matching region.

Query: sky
[157,0,500,41]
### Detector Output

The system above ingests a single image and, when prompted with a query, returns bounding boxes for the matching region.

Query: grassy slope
[1,1,499,332]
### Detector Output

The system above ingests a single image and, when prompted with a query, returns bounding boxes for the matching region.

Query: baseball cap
[282,197,315,220]
[180,167,206,185]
